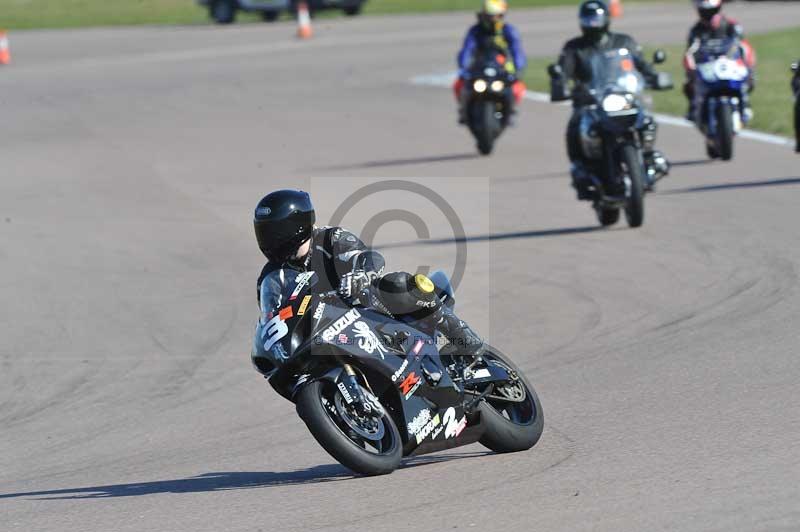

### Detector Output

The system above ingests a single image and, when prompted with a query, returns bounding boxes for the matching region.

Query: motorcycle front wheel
[474,101,497,156]
[621,144,645,228]
[296,380,402,475]
[717,102,734,161]
[477,346,544,453]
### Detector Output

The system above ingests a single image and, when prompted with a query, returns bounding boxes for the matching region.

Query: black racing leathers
[256,226,482,355]
[555,32,659,164]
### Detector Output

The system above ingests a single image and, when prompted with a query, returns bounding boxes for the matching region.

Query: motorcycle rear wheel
[477,346,544,453]
[597,207,620,227]
[296,380,402,475]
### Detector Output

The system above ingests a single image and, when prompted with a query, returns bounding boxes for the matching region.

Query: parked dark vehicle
[198,0,366,25]
[792,60,799,153]
[252,267,543,475]
[463,47,518,156]
[549,49,672,228]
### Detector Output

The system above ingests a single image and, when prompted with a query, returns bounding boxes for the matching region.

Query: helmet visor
[580,7,608,29]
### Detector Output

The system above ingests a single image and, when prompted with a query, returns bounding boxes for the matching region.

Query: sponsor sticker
[443,407,467,439]
[407,408,431,435]
[412,340,424,355]
[279,306,293,321]
[338,334,349,345]
[391,358,409,382]
[415,414,441,444]
[260,314,289,352]
[290,272,314,301]
[337,382,354,404]
[353,322,388,359]
[415,300,437,309]
[322,308,361,342]
[471,368,491,379]
[399,371,422,400]
[297,295,312,316]
[313,302,326,320]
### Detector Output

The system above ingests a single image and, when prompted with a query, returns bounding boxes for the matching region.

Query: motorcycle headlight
[473,79,488,93]
[490,80,505,92]
[602,94,630,112]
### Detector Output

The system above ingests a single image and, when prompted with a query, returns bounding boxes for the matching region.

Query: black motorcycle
[252,265,543,475]
[462,47,517,156]
[549,50,672,228]
[792,60,799,153]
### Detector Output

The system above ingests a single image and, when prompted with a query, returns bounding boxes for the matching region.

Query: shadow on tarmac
[377,225,608,250]
[661,176,800,195]
[0,452,492,500]
[312,152,480,171]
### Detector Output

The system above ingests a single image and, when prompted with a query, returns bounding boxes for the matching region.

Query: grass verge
[1,0,676,30]
[522,26,800,137]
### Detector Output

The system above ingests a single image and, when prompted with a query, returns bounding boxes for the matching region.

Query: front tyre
[474,101,496,156]
[717,102,734,161]
[296,380,402,475]
[477,346,544,453]
[621,144,645,228]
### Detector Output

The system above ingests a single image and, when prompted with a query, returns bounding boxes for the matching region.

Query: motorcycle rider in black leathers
[792,59,800,153]
[253,189,484,362]
[552,0,668,197]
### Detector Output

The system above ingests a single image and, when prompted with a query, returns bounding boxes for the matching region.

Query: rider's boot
[435,305,484,358]
[644,150,670,191]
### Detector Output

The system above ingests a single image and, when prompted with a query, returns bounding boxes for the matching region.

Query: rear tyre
[717,103,734,161]
[475,101,496,156]
[260,10,280,22]
[296,380,402,475]
[597,207,620,227]
[478,346,544,453]
[210,0,236,24]
[621,144,645,228]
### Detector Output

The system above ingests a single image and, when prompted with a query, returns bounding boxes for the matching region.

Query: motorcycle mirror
[547,63,562,78]
[653,49,667,65]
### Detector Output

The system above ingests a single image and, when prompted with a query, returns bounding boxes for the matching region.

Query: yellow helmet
[482,0,508,16]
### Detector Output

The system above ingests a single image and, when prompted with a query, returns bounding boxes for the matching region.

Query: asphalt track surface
[3,3,800,531]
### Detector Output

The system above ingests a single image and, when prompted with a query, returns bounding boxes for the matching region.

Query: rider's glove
[338,270,374,304]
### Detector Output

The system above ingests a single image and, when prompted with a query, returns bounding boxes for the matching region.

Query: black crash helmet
[254,189,315,263]
[579,0,610,41]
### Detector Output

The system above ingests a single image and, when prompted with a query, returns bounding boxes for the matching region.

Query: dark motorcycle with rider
[792,59,800,154]
[454,0,527,156]
[549,0,672,228]
[251,190,544,475]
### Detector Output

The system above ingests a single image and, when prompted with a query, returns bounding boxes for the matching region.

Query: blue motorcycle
[689,36,751,161]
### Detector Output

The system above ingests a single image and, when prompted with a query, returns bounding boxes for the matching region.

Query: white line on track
[411,71,795,147]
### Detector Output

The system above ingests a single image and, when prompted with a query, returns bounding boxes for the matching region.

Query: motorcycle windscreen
[586,48,645,99]
[254,269,319,369]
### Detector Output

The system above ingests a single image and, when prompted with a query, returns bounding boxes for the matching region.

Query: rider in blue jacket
[454,0,527,122]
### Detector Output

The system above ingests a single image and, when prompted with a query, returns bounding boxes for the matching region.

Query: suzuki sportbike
[252,265,543,475]
[689,36,751,161]
[462,47,519,156]
[549,49,672,228]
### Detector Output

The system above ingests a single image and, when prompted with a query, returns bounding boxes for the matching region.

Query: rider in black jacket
[254,189,483,357]
[793,60,800,153]
[552,0,666,197]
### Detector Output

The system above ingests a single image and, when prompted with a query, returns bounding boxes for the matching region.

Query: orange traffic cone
[0,31,10,65]
[296,2,313,40]
[609,0,622,18]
